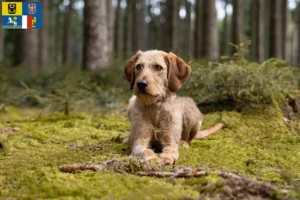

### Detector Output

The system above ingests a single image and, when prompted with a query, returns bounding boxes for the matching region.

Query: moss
[178,106,300,183]
[0,106,299,199]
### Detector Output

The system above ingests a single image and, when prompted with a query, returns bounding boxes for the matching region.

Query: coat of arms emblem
[28,3,36,14]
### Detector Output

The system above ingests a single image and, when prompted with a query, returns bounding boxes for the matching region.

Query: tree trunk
[54,0,63,65]
[269,0,283,58]
[203,0,219,61]
[124,0,134,57]
[62,0,73,65]
[14,30,39,70]
[114,0,122,58]
[123,0,129,58]
[164,0,180,53]
[222,0,230,56]
[39,0,49,67]
[183,0,192,57]
[194,0,204,58]
[231,0,245,50]
[106,0,114,59]
[251,0,265,62]
[82,0,109,70]
[281,0,287,59]
[132,0,146,52]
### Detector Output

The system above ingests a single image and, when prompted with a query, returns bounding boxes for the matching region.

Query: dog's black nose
[137,80,148,91]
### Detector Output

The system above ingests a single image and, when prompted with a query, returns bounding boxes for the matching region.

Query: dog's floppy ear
[165,52,191,93]
[124,50,142,90]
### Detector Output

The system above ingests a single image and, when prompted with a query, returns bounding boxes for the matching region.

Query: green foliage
[0,61,130,115]
[182,39,298,107]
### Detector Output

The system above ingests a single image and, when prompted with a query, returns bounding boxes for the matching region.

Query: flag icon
[1,2,42,29]
[22,16,36,29]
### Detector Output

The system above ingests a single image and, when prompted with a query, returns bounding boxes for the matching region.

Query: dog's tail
[194,123,225,139]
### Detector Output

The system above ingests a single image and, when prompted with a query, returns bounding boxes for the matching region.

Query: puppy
[124,50,224,165]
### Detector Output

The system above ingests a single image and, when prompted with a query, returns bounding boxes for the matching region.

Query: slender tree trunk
[282,0,287,59]
[251,0,265,62]
[106,0,114,59]
[203,0,219,61]
[184,0,192,57]
[164,0,180,53]
[39,0,49,67]
[132,0,137,52]
[264,0,270,59]
[194,0,203,58]
[222,0,229,55]
[269,0,283,58]
[54,0,63,65]
[123,0,129,58]
[132,0,146,51]
[62,0,73,65]
[143,0,149,50]
[114,0,122,58]
[231,0,245,51]
[82,0,109,70]
[127,0,133,54]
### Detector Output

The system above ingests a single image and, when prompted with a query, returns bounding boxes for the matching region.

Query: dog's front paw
[146,157,163,165]
[160,156,175,165]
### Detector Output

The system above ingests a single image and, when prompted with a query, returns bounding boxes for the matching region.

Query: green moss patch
[0,106,299,199]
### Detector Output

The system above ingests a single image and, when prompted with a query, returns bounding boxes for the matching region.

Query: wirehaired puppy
[124,50,224,165]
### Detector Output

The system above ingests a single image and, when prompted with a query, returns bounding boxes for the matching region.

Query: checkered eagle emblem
[28,3,36,14]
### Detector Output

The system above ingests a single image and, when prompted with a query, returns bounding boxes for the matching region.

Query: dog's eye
[155,65,163,71]
[136,64,143,71]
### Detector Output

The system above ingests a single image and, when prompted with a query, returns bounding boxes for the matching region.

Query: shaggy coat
[124,50,223,165]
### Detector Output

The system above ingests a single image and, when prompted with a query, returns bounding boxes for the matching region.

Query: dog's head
[124,50,191,105]
[8,3,17,14]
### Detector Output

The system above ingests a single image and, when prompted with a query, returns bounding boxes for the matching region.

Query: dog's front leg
[160,140,179,165]
[130,124,158,162]
[160,125,181,165]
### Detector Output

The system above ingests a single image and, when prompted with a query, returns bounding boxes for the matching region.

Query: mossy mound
[0,106,299,199]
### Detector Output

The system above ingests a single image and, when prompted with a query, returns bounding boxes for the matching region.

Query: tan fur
[124,50,223,165]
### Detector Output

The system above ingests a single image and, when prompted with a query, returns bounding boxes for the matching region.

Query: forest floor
[0,105,300,199]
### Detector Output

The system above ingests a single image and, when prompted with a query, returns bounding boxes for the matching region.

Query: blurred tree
[54,0,63,65]
[183,0,192,57]
[107,0,114,59]
[221,0,230,56]
[232,0,245,53]
[83,0,109,70]
[194,0,203,58]
[251,0,265,62]
[62,0,74,65]
[132,0,146,51]
[114,0,122,58]
[13,30,39,70]
[269,0,283,58]
[195,0,219,61]
[164,0,180,53]
[123,0,133,58]
[203,0,219,61]
[282,0,287,59]
[39,0,49,67]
